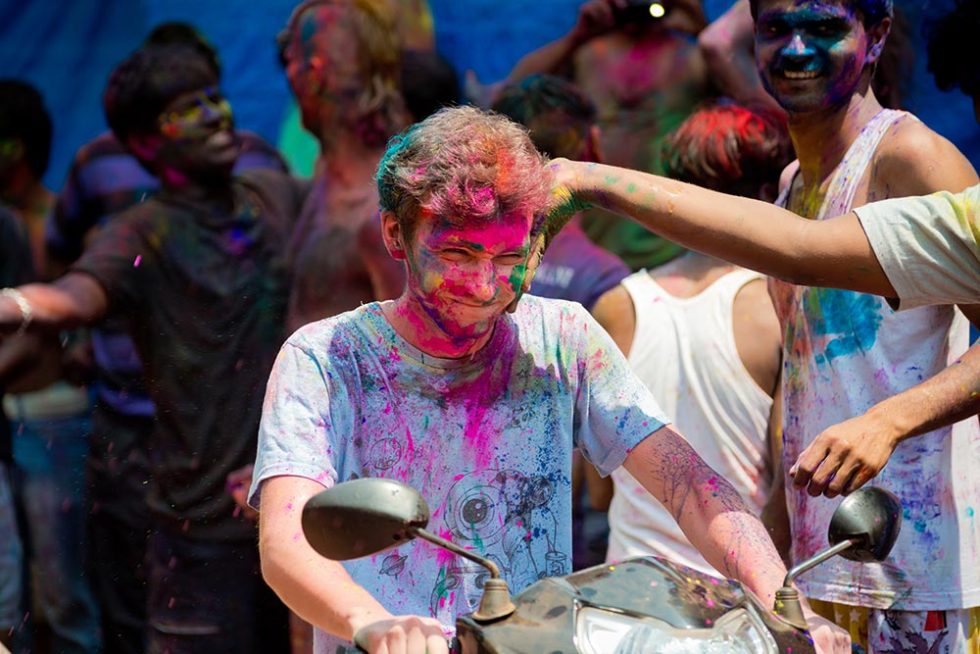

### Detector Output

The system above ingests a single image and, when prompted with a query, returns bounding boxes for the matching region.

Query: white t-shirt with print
[249,296,669,653]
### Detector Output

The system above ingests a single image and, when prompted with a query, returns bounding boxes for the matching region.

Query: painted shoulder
[873,115,978,197]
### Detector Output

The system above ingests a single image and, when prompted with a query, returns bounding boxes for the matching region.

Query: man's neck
[788,88,884,190]
[160,175,236,214]
[381,296,496,360]
[316,129,387,191]
[651,252,735,299]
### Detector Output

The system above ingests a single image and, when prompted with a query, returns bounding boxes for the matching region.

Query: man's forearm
[624,429,787,606]
[554,160,895,297]
[874,343,980,442]
[0,274,106,334]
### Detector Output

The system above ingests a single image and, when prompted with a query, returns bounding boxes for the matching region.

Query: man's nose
[781,32,815,61]
[464,262,498,303]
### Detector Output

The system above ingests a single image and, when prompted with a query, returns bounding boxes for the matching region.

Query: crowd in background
[0,0,978,652]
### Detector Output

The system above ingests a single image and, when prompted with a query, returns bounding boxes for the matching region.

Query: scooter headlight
[575,606,778,654]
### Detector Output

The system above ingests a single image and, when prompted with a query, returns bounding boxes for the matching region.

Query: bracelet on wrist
[0,287,33,337]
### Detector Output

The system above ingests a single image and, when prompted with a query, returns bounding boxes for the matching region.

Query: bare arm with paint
[623,426,786,604]
[259,475,449,654]
[623,428,850,653]
[697,0,784,113]
[0,273,108,335]
[546,158,896,297]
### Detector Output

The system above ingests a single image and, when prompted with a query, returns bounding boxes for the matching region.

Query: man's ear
[865,17,891,65]
[380,210,408,260]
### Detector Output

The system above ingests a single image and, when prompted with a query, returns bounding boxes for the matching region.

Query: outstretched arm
[624,426,786,603]
[791,342,980,497]
[0,273,108,334]
[259,475,448,654]
[547,158,896,297]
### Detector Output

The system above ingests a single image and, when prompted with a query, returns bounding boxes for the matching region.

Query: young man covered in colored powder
[541,0,980,648]
[278,0,407,333]
[504,0,711,270]
[0,44,302,653]
[43,26,289,654]
[591,102,794,572]
[249,106,849,654]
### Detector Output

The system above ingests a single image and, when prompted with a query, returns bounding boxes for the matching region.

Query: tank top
[770,109,980,610]
[606,268,773,575]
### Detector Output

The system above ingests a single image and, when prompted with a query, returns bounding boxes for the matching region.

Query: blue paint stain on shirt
[806,289,884,365]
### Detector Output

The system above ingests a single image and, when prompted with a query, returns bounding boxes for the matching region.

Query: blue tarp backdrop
[1,0,977,190]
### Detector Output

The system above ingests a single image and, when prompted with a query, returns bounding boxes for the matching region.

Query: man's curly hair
[376,106,551,243]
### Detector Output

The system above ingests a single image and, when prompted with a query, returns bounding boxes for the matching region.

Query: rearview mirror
[301,477,429,560]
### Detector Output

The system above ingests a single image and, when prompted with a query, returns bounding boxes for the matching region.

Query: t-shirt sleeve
[571,306,671,476]
[248,336,346,509]
[69,212,150,311]
[854,186,980,310]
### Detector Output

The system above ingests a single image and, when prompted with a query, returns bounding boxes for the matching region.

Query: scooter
[303,479,902,653]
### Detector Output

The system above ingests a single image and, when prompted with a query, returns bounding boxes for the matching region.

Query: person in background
[0,207,34,652]
[43,24,289,654]
[278,0,407,333]
[505,0,712,270]
[0,79,102,654]
[400,49,461,124]
[490,73,630,569]
[1,44,303,653]
[591,102,794,570]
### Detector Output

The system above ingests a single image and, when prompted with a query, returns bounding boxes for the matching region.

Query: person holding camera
[505,0,712,270]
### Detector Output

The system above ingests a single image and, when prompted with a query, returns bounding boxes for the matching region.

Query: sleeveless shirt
[770,109,980,610]
[607,268,773,574]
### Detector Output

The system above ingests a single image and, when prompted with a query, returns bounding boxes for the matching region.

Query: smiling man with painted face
[748,1,980,650]
[0,45,304,652]
[249,106,848,654]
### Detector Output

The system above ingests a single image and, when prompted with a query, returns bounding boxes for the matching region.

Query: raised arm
[258,475,448,654]
[547,158,896,297]
[698,0,784,113]
[506,0,623,83]
[0,273,108,334]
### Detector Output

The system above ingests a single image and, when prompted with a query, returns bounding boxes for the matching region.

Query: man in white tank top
[593,102,794,574]
[747,0,980,651]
